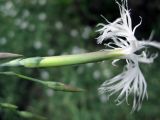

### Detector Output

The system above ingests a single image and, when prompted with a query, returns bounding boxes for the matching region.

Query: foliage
[0,0,160,120]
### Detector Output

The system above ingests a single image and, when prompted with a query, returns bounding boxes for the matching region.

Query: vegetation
[0,0,160,119]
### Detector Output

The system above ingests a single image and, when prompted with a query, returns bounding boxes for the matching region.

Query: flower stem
[0,71,84,92]
[1,49,125,68]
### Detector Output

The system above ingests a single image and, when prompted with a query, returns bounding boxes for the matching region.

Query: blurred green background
[0,0,160,119]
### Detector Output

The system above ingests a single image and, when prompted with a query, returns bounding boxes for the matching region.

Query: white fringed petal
[99,56,148,111]
[97,0,160,111]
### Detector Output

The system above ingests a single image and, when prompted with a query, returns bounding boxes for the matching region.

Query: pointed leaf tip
[0,58,22,67]
[62,84,85,92]
[0,52,22,59]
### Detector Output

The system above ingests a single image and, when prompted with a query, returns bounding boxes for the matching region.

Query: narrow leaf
[17,111,47,120]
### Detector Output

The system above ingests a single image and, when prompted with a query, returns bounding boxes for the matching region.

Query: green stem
[0,71,43,83]
[1,49,125,68]
[0,71,84,92]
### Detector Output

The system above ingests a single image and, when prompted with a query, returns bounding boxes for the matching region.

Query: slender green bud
[0,71,84,92]
[1,49,125,68]
[40,81,84,92]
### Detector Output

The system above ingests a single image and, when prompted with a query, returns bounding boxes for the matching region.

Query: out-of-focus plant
[0,52,83,119]
[0,0,160,119]
[0,102,47,120]
[1,0,160,113]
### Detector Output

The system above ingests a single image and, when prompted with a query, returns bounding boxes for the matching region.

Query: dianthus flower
[97,0,160,111]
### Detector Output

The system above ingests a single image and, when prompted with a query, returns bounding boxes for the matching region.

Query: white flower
[97,0,160,111]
